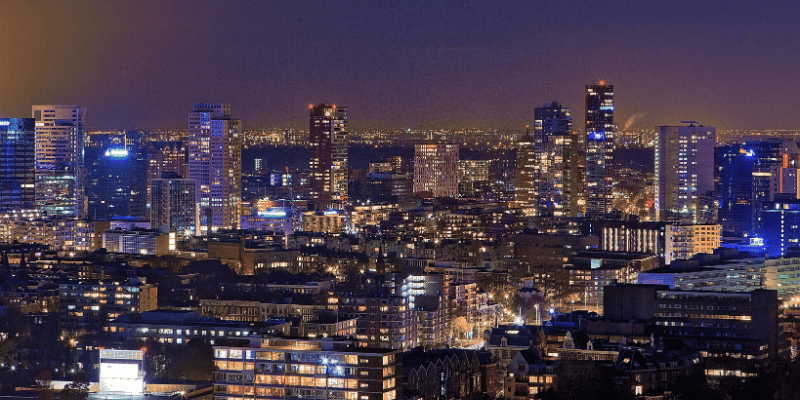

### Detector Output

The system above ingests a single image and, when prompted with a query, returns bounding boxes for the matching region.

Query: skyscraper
[32,105,86,218]
[85,132,147,221]
[413,143,459,197]
[188,103,241,234]
[655,123,716,223]
[716,143,754,234]
[585,82,614,217]
[151,172,196,234]
[717,139,799,234]
[308,104,348,210]
[0,118,35,210]
[514,126,536,211]
[145,141,188,209]
[533,102,581,217]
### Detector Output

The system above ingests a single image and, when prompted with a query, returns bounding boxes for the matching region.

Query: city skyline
[5,2,800,398]
[2,1,799,131]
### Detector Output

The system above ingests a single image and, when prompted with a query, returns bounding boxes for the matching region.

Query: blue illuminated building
[86,132,147,221]
[716,144,755,233]
[0,118,35,210]
[762,199,800,257]
[716,139,799,234]
[585,82,614,217]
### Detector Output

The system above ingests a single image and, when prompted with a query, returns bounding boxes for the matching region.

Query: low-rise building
[200,298,327,323]
[604,284,786,380]
[103,228,174,256]
[302,210,344,234]
[59,278,157,335]
[668,224,721,261]
[338,292,419,350]
[213,336,400,400]
[105,309,290,344]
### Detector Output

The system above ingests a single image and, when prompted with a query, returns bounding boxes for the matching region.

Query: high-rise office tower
[151,172,196,234]
[0,118,35,210]
[145,141,188,209]
[749,139,799,233]
[85,132,147,220]
[655,123,716,223]
[514,126,537,210]
[716,143,754,234]
[308,104,348,210]
[533,102,581,217]
[413,143,459,197]
[32,105,86,218]
[585,82,614,217]
[188,103,241,234]
[717,139,799,234]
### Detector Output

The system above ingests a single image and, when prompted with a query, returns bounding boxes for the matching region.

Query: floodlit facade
[413,143,459,197]
[309,104,348,210]
[99,349,145,395]
[667,224,721,262]
[32,105,86,217]
[188,103,241,234]
[302,210,345,234]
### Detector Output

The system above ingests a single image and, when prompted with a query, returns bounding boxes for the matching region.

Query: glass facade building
[0,118,35,210]
[85,132,147,221]
[32,105,86,217]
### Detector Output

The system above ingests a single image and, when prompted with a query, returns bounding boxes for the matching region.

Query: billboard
[99,349,144,395]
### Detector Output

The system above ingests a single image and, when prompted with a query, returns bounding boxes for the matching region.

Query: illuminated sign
[259,209,288,218]
[749,237,764,246]
[591,259,602,269]
[588,131,605,141]
[0,121,10,126]
[323,210,338,216]
[99,349,144,395]
[105,148,129,158]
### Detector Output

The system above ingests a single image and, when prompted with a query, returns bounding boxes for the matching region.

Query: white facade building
[188,103,241,234]
[32,105,86,217]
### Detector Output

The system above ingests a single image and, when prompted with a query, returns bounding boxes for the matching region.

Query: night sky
[2,1,798,131]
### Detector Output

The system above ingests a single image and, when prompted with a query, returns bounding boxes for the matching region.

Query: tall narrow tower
[32,105,86,218]
[585,82,615,217]
[514,126,536,210]
[188,103,241,234]
[309,104,348,210]
[533,102,580,217]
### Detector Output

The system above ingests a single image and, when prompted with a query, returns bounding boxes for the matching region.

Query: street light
[321,357,342,400]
